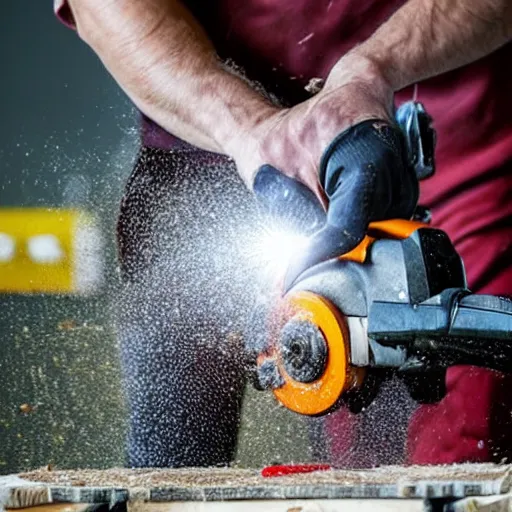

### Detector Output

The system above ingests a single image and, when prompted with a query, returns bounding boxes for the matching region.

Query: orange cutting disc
[273,290,363,416]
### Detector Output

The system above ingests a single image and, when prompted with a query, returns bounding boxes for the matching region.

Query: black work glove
[252,164,326,236]
[283,119,419,290]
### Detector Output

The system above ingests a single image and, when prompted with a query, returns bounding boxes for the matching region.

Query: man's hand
[231,56,394,206]
[240,55,419,290]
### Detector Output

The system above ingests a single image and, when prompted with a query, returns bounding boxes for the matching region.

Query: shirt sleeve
[54,0,76,29]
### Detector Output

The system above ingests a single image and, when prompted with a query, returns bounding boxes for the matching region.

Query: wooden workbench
[2,464,512,512]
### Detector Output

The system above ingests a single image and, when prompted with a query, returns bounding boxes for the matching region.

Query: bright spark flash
[249,224,309,279]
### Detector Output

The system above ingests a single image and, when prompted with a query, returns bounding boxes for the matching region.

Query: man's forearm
[67,0,276,154]
[329,0,512,92]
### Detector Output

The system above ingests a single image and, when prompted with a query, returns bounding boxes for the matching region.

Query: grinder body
[254,221,512,416]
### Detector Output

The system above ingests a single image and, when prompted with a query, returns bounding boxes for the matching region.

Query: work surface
[2,463,512,509]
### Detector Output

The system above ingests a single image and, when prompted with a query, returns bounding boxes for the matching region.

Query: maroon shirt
[54,0,512,295]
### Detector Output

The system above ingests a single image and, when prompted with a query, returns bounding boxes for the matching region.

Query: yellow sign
[0,208,103,294]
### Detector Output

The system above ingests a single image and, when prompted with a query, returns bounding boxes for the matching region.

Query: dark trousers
[116,147,258,467]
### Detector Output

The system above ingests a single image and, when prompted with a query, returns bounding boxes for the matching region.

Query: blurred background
[0,1,137,474]
[0,2,311,474]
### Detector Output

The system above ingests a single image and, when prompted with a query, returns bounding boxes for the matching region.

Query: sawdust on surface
[19,464,510,489]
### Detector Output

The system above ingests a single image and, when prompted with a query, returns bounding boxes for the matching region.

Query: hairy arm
[66,0,276,155]
[327,0,512,91]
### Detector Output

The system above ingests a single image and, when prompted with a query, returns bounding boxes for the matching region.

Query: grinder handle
[395,101,436,181]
